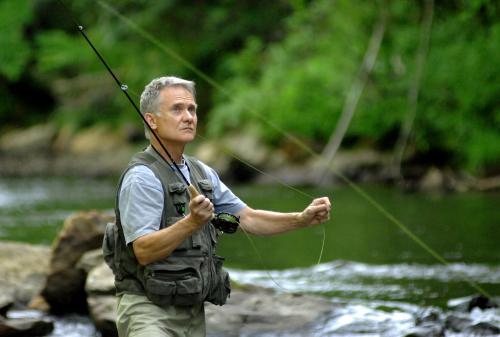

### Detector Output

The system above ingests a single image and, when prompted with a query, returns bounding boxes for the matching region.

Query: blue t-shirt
[119,159,246,244]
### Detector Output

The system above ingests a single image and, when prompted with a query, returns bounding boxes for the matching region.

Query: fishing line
[127,88,328,290]
[194,133,328,268]
[71,0,490,298]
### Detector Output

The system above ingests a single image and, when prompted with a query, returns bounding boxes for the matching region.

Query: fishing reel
[211,212,239,234]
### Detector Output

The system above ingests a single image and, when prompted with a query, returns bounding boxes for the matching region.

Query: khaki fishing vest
[103,146,230,307]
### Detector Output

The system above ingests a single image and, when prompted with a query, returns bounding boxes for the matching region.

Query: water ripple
[228,260,500,296]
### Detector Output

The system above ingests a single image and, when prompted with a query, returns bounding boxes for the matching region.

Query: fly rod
[58,0,238,233]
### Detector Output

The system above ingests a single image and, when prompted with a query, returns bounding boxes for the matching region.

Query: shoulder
[121,164,162,191]
[187,157,220,181]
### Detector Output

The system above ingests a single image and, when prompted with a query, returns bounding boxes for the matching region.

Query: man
[103,76,331,337]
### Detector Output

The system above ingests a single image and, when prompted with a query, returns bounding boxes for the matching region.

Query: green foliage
[0,0,498,174]
[208,0,500,173]
[0,1,33,80]
[21,0,292,130]
[209,0,374,143]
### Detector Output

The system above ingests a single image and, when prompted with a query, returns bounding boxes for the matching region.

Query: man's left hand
[298,197,332,227]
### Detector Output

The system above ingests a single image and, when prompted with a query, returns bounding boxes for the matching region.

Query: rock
[467,295,498,311]
[465,322,500,335]
[444,314,472,332]
[40,211,114,314]
[448,295,498,312]
[0,124,56,154]
[194,128,271,182]
[78,249,107,274]
[0,124,138,177]
[195,141,231,175]
[69,125,126,156]
[403,324,444,337]
[407,308,445,337]
[85,253,117,337]
[269,148,391,186]
[419,167,444,192]
[42,269,88,314]
[0,295,13,317]
[0,241,50,305]
[85,262,115,296]
[415,308,442,325]
[27,296,50,313]
[467,175,500,192]
[0,317,54,337]
[87,296,117,337]
[205,286,333,335]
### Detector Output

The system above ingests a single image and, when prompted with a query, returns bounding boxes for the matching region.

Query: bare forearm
[132,194,214,265]
[132,217,199,265]
[237,197,331,236]
[238,208,302,236]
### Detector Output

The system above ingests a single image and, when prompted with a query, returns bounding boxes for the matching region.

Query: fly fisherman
[103,76,332,337]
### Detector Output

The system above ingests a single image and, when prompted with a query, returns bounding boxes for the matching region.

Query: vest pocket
[103,222,125,280]
[206,255,231,306]
[102,222,116,271]
[197,179,214,201]
[143,259,204,307]
[168,183,188,217]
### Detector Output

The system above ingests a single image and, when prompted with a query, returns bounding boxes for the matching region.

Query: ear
[144,112,157,130]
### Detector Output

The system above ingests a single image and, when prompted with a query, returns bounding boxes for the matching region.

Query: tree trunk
[391,0,434,178]
[318,1,388,184]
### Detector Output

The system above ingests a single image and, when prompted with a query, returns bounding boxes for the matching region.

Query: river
[0,176,499,336]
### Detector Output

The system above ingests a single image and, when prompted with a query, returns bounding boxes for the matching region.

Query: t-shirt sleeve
[200,162,247,215]
[118,165,164,245]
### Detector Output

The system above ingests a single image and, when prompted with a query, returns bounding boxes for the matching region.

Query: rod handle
[188,184,200,197]
[188,184,215,220]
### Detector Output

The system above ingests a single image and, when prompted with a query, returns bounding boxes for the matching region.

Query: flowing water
[0,176,499,336]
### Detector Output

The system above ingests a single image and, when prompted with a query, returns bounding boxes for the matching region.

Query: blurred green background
[0,0,499,174]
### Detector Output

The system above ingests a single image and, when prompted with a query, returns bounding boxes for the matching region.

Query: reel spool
[211,212,239,234]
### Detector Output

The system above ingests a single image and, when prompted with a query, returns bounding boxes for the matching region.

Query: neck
[150,139,184,164]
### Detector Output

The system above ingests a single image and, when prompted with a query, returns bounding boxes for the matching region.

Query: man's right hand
[185,195,214,228]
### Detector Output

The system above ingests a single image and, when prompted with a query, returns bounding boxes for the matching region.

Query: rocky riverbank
[0,211,335,337]
[1,123,499,192]
[0,211,499,337]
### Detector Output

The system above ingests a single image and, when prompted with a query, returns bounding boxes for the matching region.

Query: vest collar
[146,145,186,167]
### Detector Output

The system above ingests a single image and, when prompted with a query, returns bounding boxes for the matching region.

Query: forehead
[158,86,195,107]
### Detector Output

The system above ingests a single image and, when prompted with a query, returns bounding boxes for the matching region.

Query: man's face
[148,86,197,145]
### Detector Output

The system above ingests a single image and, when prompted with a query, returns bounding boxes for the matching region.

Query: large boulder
[85,256,117,337]
[0,124,56,154]
[194,128,271,183]
[87,296,117,337]
[83,248,335,337]
[40,211,113,314]
[0,241,50,306]
[206,286,334,336]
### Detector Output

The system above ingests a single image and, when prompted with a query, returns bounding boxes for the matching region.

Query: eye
[188,105,197,115]
[171,106,183,115]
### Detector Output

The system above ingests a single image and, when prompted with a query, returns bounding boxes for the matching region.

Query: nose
[182,110,194,122]
[182,108,196,122]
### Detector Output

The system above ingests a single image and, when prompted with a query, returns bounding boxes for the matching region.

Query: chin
[180,134,196,142]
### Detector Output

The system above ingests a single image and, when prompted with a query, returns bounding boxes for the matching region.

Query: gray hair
[139,76,196,139]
